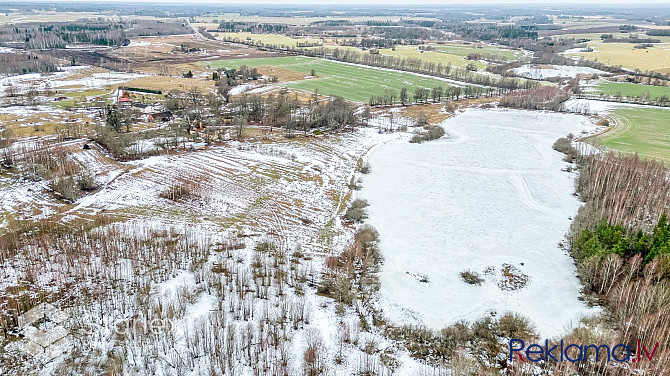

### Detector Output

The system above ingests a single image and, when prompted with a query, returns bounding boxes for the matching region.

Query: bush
[255,239,278,253]
[317,273,356,304]
[345,207,366,222]
[460,270,484,285]
[409,125,445,144]
[160,180,195,201]
[358,162,370,174]
[553,137,580,163]
[385,325,455,362]
[354,225,382,265]
[498,313,535,339]
[409,134,424,143]
[49,175,82,202]
[345,199,369,223]
[77,169,98,191]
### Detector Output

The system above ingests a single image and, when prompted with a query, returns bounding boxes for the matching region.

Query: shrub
[255,239,278,253]
[354,225,382,266]
[345,199,369,223]
[460,270,484,285]
[385,324,454,362]
[317,273,356,304]
[358,162,370,174]
[409,134,424,144]
[345,207,366,222]
[160,180,195,201]
[498,313,535,339]
[49,175,82,202]
[77,169,98,191]
[553,137,580,163]
[500,86,569,111]
[409,125,445,143]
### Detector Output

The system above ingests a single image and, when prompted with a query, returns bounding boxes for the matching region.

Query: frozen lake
[360,109,595,338]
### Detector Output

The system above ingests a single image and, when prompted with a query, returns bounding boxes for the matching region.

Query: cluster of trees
[214,65,261,101]
[0,20,128,49]
[0,51,58,75]
[499,86,569,111]
[442,23,538,43]
[465,52,509,63]
[320,222,383,307]
[647,29,670,36]
[2,140,97,201]
[574,153,670,234]
[545,152,670,375]
[0,19,188,50]
[0,214,323,375]
[368,85,475,107]
[573,215,670,263]
[215,21,288,34]
[600,34,660,44]
[229,93,359,136]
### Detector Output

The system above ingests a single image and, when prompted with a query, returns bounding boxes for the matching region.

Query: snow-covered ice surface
[361,109,596,338]
[513,65,608,79]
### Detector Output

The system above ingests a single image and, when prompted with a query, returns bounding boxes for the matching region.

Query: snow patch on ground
[562,98,670,116]
[513,65,608,79]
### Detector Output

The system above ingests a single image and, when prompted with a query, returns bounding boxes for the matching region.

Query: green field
[376,44,527,69]
[593,82,670,100]
[599,107,670,164]
[203,56,459,102]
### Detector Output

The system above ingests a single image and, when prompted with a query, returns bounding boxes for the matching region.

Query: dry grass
[117,76,215,94]
[393,97,498,124]
[395,103,450,124]
[135,62,211,77]
[0,112,94,138]
[255,66,307,82]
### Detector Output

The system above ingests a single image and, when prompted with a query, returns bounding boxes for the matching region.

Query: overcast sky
[18,0,670,4]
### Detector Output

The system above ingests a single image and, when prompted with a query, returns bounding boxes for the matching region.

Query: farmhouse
[148,111,174,122]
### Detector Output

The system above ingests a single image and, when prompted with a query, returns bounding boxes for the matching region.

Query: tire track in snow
[511,174,564,217]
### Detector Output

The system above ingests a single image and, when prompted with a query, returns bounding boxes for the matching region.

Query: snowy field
[512,65,608,79]
[361,109,596,338]
[563,97,670,116]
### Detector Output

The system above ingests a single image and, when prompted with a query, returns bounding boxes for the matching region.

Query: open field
[213,31,345,47]
[213,34,526,70]
[434,43,527,61]
[565,41,670,74]
[377,45,486,69]
[203,56,459,102]
[48,89,110,109]
[555,32,670,44]
[0,107,97,137]
[118,75,216,94]
[600,107,670,164]
[593,81,670,99]
[375,43,528,70]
